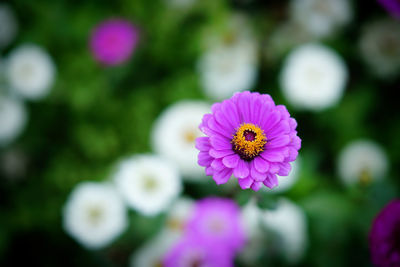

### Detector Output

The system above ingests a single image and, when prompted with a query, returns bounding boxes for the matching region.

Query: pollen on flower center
[231,123,267,161]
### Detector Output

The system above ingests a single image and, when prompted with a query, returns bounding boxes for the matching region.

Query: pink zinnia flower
[163,235,234,267]
[369,200,400,267]
[195,91,301,191]
[186,197,245,253]
[90,18,139,66]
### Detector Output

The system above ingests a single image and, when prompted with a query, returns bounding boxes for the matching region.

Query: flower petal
[195,137,211,151]
[211,159,225,171]
[263,174,278,189]
[267,135,290,149]
[233,159,249,179]
[253,156,270,173]
[250,163,267,182]
[209,135,231,150]
[209,149,234,158]
[261,150,285,162]
[222,154,240,168]
[238,176,253,189]
[251,181,263,191]
[278,162,292,176]
[198,151,213,166]
[213,168,233,185]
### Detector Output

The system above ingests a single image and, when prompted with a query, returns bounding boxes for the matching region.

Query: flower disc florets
[195,91,301,191]
[232,123,267,161]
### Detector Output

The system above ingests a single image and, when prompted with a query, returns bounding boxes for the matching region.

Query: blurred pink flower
[186,197,245,253]
[90,18,139,66]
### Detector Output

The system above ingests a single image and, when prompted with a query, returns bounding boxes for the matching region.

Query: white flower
[239,200,264,264]
[0,96,27,146]
[62,182,127,249]
[152,101,210,181]
[290,0,352,38]
[6,44,56,100]
[0,4,18,49]
[338,140,388,186]
[164,197,194,236]
[260,198,308,263]
[266,159,300,194]
[198,15,258,100]
[359,18,400,78]
[0,148,27,180]
[113,154,182,216]
[130,230,177,267]
[280,43,347,111]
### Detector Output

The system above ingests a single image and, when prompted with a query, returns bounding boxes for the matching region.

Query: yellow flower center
[231,123,267,161]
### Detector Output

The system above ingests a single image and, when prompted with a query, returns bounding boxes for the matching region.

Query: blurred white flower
[198,15,258,100]
[130,230,177,267]
[6,44,56,100]
[280,43,347,111]
[0,96,27,146]
[0,148,27,180]
[0,4,18,49]
[113,154,182,216]
[164,197,194,236]
[290,0,352,39]
[239,200,263,264]
[152,101,210,181]
[359,18,400,78]
[265,159,300,194]
[63,182,127,249]
[260,198,308,263]
[338,140,388,186]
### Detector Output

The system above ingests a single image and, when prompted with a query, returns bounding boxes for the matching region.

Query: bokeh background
[1,0,399,266]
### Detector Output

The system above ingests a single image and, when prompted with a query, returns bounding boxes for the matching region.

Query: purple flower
[163,236,234,267]
[195,91,301,191]
[378,0,400,18]
[369,200,400,267]
[90,18,139,66]
[186,197,245,253]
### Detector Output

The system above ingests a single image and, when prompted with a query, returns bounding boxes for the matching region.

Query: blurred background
[0,0,399,266]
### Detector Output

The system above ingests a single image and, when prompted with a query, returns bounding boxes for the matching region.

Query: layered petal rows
[196,91,301,191]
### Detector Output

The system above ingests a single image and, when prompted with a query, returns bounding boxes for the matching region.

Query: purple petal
[205,166,214,176]
[278,162,292,176]
[253,156,270,173]
[222,154,240,168]
[209,135,232,150]
[209,149,234,158]
[213,168,233,185]
[211,159,225,171]
[261,150,285,162]
[208,117,232,138]
[236,92,252,122]
[269,163,280,174]
[250,163,267,182]
[261,110,281,132]
[195,137,211,151]
[233,159,249,179]
[266,120,290,139]
[198,151,213,166]
[251,181,263,191]
[221,99,241,127]
[288,148,299,161]
[267,135,290,149]
[238,177,253,189]
[263,174,278,189]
